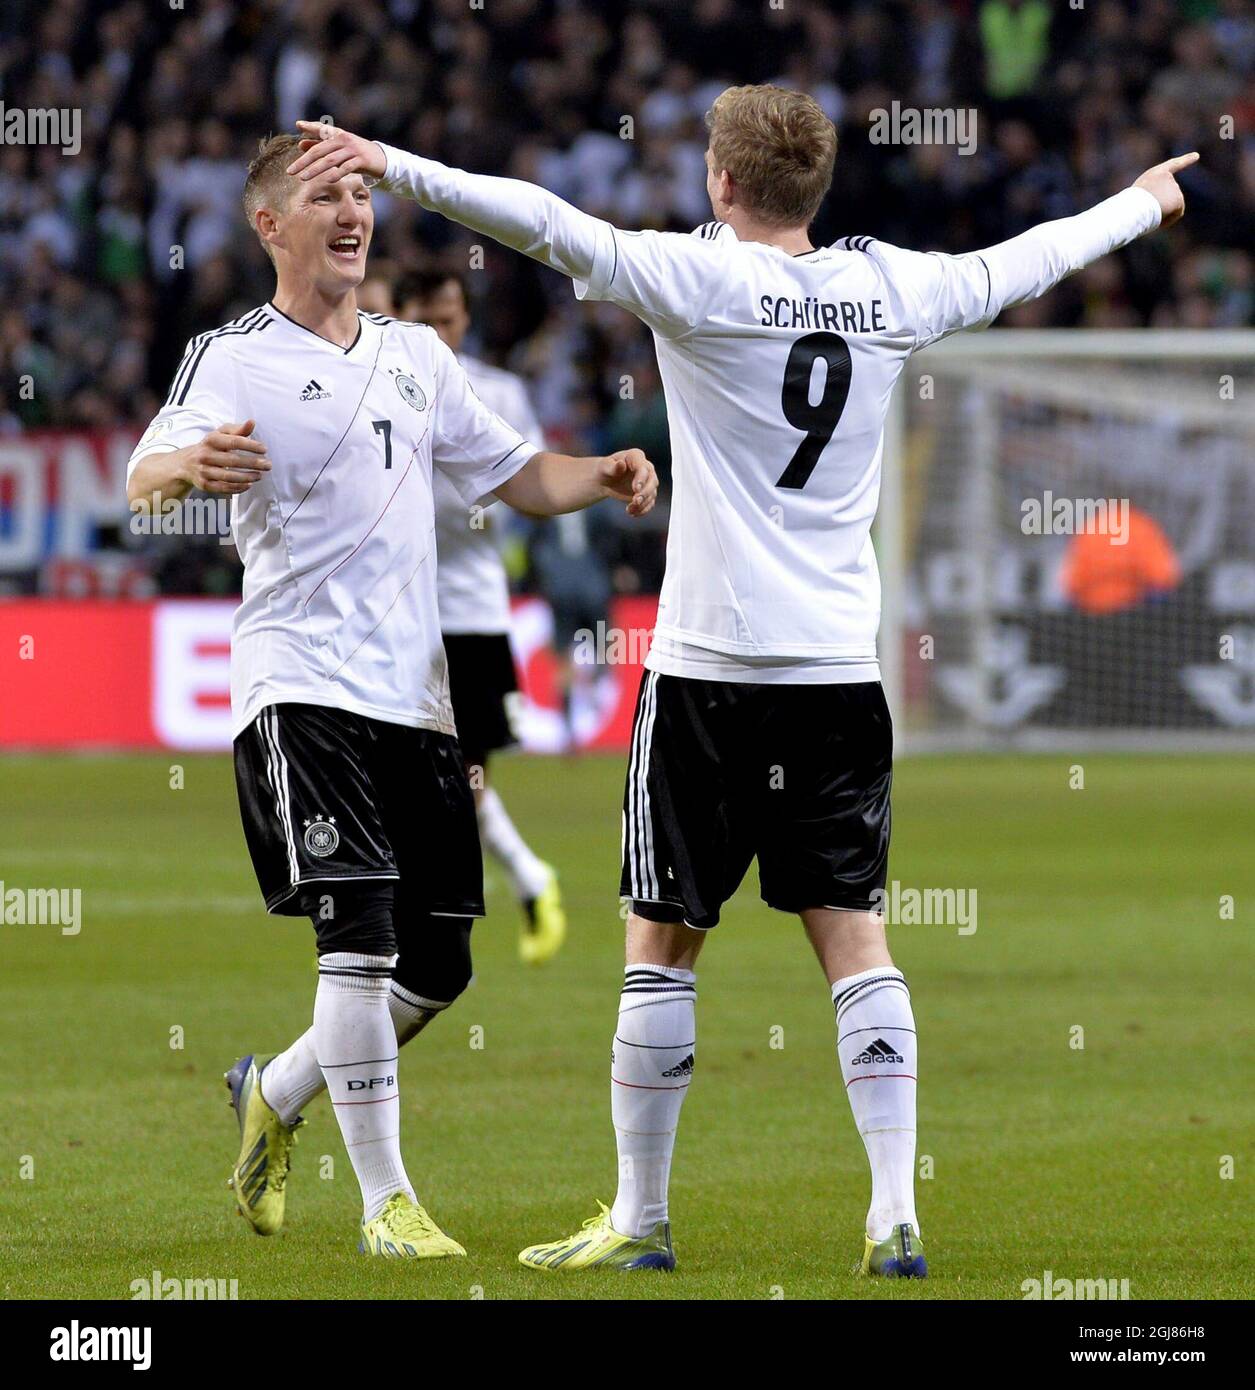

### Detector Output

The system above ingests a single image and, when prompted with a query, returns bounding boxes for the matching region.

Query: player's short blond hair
[243,134,303,259]
[705,85,837,228]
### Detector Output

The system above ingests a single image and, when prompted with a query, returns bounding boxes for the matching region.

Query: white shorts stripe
[260,709,300,887]
[625,681,645,895]
[635,673,660,900]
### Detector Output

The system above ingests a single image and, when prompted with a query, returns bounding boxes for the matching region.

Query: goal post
[875,330,1255,752]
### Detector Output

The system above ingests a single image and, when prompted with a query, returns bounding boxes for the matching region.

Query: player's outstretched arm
[126,421,270,513]
[494,448,657,519]
[286,122,607,284]
[984,152,1198,312]
[906,153,1198,347]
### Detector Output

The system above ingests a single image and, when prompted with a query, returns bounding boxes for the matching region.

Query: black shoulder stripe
[176,310,270,406]
[364,312,425,329]
[167,307,270,408]
[165,307,268,405]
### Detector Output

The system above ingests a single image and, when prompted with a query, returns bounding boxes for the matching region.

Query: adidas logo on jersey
[299,379,331,401]
[662,1053,695,1079]
[851,1038,904,1065]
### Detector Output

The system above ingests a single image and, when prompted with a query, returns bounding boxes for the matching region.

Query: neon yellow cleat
[520,863,567,965]
[224,1054,303,1237]
[359,1193,467,1259]
[860,1222,928,1278]
[519,1201,676,1272]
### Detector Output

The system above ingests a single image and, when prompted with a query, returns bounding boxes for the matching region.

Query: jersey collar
[265,300,370,354]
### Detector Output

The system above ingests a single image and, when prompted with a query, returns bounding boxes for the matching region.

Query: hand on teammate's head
[286,122,388,184]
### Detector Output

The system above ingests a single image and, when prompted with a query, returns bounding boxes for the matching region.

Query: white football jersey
[377,145,1160,684]
[569,200,1157,682]
[127,304,538,737]
[433,353,545,634]
[574,223,995,683]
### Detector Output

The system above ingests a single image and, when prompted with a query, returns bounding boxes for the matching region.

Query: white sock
[610,964,696,1239]
[258,977,451,1123]
[478,788,550,900]
[258,1029,323,1126]
[832,966,918,1241]
[314,952,414,1222]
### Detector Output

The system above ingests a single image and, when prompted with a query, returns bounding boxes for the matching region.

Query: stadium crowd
[0,0,1251,589]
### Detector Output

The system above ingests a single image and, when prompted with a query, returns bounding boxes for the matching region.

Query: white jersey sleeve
[126,331,239,478]
[869,185,1162,350]
[376,143,723,337]
[573,225,728,337]
[429,338,540,504]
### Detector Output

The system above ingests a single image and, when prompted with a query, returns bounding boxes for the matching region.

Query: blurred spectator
[0,0,1248,594]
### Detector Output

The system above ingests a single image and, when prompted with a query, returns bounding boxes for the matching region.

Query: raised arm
[880,153,1198,349]
[287,122,608,283]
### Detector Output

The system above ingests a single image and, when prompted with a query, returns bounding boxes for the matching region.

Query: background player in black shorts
[395,270,567,966]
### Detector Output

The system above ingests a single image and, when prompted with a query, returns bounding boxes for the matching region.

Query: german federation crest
[394,373,427,411]
[303,815,339,858]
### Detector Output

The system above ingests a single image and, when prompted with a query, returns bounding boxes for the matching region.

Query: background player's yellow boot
[520,863,567,965]
[519,1201,676,1271]
[359,1193,467,1258]
[225,1054,303,1236]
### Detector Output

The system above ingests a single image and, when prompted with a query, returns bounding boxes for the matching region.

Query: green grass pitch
[1,751,1251,1300]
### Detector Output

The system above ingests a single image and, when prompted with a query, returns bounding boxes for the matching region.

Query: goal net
[878,331,1255,750]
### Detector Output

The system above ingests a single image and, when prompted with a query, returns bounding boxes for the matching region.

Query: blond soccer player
[127,134,656,1258]
[286,93,1194,1276]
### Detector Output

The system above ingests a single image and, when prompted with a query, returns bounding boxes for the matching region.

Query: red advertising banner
[0,596,657,752]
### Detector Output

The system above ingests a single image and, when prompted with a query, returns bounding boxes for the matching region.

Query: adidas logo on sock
[851,1038,904,1065]
[662,1053,695,1079]
[299,379,331,401]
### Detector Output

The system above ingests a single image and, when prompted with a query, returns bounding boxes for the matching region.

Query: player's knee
[302,884,396,957]
[391,917,474,1006]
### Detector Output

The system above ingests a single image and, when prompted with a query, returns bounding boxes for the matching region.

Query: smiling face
[247,131,375,302]
[269,170,374,295]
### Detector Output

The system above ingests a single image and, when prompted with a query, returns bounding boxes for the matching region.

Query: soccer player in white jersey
[125,134,656,1258]
[288,91,1196,1276]
[394,270,567,967]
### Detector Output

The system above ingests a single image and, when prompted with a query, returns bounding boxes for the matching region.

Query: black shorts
[234,702,484,918]
[443,633,519,763]
[620,673,892,929]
